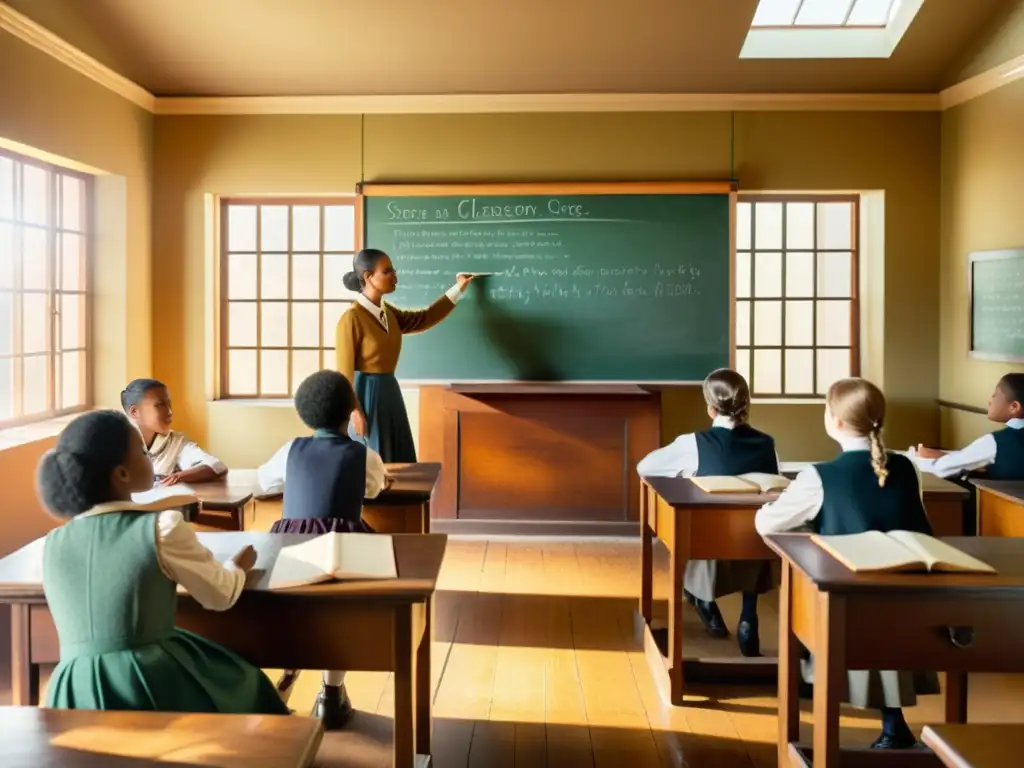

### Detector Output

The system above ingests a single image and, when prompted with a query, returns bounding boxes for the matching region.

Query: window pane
[817,348,851,394]
[22,164,49,226]
[228,349,257,395]
[735,347,750,385]
[736,300,750,346]
[753,348,781,394]
[0,156,13,219]
[324,205,355,251]
[260,253,288,300]
[227,253,257,300]
[292,302,320,347]
[61,175,85,231]
[261,303,288,347]
[227,205,257,252]
[785,251,813,297]
[754,202,783,249]
[61,233,84,291]
[796,0,850,25]
[849,0,895,26]
[735,252,751,298]
[260,350,289,396]
[754,300,782,346]
[22,355,48,415]
[784,349,814,394]
[817,300,851,346]
[60,293,84,349]
[0,223,12,288]
[22,227,48,290]
[260,205,289,252]
[785,202,814,250]
[817,202,853,250]
[61,350,84,408]
[754,252,782,297]
[292,206,320,251]
[22,292,48,354]
[292,350,320,394]
[292,253,320,300]
[817,252,852,297]
[0,291,11,355]
[324,253,359,300]
[322,302,348,346]
[0,357,11,419]
[785,300,814,346]
[228,302,257,347]
[735,202,751,250]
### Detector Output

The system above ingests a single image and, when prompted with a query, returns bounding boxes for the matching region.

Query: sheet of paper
[132,484,196,504]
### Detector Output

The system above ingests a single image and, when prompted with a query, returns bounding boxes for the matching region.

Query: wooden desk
[0,532,447,768]
[189,472,258,531]
[0,706,322,767]
[638,476,780,706]
[921,724,1024,768]
[768,534,1024,768]
[971,479,1024,537]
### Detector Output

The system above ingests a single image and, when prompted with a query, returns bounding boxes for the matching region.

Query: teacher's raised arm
[334,248,473,462]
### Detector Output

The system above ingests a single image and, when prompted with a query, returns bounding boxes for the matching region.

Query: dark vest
[987,427,1024,480]
[694,424,778,477]
[813,451,932,536]
[281,433,366,523]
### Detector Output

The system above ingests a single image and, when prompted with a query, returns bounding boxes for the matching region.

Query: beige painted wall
[152,110,940,465]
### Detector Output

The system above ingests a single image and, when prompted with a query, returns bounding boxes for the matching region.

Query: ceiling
[5,0,1016,97]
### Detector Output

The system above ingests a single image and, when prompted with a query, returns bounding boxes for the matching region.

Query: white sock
[323,670,346,687]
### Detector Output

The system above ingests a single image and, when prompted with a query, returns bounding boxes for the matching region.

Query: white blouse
[257,440,387,498]
[911,418,1024,478]
[146,430,227,478]
[636,416,781,477]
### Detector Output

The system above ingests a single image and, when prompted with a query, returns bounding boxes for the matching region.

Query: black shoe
[870,730,919,750]
[685,590,728,638]
[736,619,761,657]
[276,669,300,700]
[312,684,355,731]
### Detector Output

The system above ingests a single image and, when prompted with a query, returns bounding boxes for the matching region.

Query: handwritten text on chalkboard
[387,199,594,222]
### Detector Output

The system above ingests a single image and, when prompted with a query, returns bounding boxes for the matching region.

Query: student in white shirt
[912,373,1024,481]
[121,379,227,485]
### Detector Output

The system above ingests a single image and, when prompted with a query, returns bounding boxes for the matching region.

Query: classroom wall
[152,110,941,464]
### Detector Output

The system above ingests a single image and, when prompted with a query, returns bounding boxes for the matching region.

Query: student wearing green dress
[38,410,288,714]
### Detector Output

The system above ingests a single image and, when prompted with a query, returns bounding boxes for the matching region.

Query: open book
[689,473,790,494]
[812,530,996,574]
[131,484,198,509]
[268,532,398,589]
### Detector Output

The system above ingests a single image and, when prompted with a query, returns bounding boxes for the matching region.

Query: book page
[268,534,336,589]
[132,484,196,506]
[333,533,398,580]
[689,476,759,493]
[887,531,996,574]
[737,472,791,492]
[811,531,925,572]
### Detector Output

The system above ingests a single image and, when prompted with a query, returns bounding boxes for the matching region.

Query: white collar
[836,435,871,452]
[711,415,736,430]
[1007,418,1024,430]
[355,294,388,330]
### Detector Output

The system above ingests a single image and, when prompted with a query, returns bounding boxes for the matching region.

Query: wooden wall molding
[937,399,987,416]
[940,53,1024,109]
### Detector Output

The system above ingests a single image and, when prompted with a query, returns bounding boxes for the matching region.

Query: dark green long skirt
[351,371,417,462]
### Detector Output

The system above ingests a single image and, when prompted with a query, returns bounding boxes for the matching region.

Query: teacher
[336,248,472,462]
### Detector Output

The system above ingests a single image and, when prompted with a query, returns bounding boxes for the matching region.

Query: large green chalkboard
[970,249,1024,362]
[362,185,732,382]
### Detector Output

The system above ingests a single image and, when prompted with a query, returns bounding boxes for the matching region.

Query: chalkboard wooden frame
[355,181,737,383]
[968,248,1024,363]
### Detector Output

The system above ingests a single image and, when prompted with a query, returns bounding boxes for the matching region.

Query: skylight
[741,0,922,59]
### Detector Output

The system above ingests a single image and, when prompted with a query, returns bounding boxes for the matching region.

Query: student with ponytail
[755,378,937,750]
[336,248,473,462]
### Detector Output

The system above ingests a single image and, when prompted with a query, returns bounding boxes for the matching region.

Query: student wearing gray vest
[638,369,779,657]
[755,378,938,750]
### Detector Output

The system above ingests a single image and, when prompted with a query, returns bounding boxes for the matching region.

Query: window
[0,150,91,428]
[735,195,859,398]
[220,199,359,398]
[751,0,900,28]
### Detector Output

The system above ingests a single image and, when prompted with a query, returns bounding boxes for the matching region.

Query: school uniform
[637,416,779,601]
[913,418,1024,480]
[144,430,227,479]
[755,438,940,709]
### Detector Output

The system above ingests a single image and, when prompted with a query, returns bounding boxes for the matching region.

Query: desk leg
[778,562,800,765]
[394,605,418,768]
[11,604,40,706]
[945,672,968,723]
[422,500,430,534]
[667,508,690,705]
[416,596,433,756]
[812,592,845,768]
[639,483,653,624]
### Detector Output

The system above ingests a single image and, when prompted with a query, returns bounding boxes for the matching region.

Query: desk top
[0,706,322,767]
[922,724,1024,768]
[0,531,448,602]
[766,534,1024,594]
[234,462,441,504]
[188,475,256,509]
[971,478,1024,504]
[643,475,780,507]
[781,462,969,499]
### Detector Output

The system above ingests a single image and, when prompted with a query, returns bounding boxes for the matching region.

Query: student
[913,373,1024,480]
[755,377,938,750]
[260,369,388,730]
[121,378,227,485]
[38,410,288,714]
[637,368,778,657]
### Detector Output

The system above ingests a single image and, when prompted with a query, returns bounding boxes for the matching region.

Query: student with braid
[38,410,287,714]
[755,378,938,750]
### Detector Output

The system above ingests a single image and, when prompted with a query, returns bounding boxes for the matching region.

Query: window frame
[0,148,93,430]
[736,192,860,400]
[217,196,359,400]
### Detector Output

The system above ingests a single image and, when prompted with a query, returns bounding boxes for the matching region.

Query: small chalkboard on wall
[969,248,1024,362]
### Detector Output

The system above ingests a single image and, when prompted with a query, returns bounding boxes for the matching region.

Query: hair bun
[341,271,363,292]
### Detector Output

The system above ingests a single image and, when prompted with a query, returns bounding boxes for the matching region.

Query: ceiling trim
[939,52,1024,109]
[0,1,155,111]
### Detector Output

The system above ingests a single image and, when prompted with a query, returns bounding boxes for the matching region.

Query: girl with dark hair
[37,410,287,714]
[337,248,472,462]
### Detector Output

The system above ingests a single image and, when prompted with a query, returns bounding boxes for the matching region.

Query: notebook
[689,473,791,494]
[131,484,198,508]
[267,532,398,589]
[811,530,996,574]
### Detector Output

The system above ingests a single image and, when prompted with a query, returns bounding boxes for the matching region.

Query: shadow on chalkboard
[472,289,563,381]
